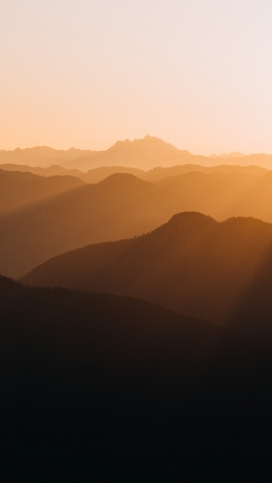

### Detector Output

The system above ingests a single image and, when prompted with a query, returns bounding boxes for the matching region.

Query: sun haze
[1,0,272,155]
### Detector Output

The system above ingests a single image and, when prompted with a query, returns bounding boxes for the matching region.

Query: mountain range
[0,169,85,216]
[21,212,272,346]
[0,161,267,183]
[0,174,168,278]
[4,169,272,278]
[2,135,272,170]
[3,140,272,472]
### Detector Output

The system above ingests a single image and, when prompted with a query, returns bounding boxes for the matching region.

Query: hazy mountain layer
[0,169,85,215]
[0,146,100,168]
[0,163,86,179]
[22,212,272,345]
[4,170,272,278]
[2,135,272,170]
[155,171,272,223]
[0,175,168,278]
[0,161,268,184]
[145,163,267,181]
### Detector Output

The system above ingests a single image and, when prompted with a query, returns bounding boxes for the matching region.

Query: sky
[1,0,272,154]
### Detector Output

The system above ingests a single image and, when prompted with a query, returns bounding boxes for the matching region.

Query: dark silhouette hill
[2,275,272,446]
[0,169,85,215]
[22,212,272,346]
[0,174,169,278]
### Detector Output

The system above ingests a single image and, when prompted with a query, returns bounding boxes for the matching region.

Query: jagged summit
[110,135,181,152]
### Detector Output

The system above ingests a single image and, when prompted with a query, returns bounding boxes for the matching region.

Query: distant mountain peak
[169,211,214,223]
[144,134,154,140]
[166,211,217,229]
[150,212,218,240]
[109,135,184,154]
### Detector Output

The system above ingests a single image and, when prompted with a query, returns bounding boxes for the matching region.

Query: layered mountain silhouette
[0,161,267,183]
[0,174,169,278]
[0,169,85,215]
[0,136,195,170]
[3,135,272,170]
[0,163,86,179]
[22,212,272,345]
[145,163,267,181]
[4,170,272,278]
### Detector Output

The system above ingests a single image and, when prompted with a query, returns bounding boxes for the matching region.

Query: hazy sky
[1,0,272,153]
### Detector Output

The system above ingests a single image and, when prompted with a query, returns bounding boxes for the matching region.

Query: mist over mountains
[2,135,272,474]
[4,0,272,472]
[4,168,272,278]
[21,212,272,346]
[0,174,168,278]
[0,169,85,216]
[0,161,268,184]
[2,135,272,170]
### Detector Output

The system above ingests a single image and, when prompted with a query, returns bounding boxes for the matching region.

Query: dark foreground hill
[0,169,85,215]
[22,212,272,346]
[2,276,272,476]
[1,276,272,427]
[5,275,272,415]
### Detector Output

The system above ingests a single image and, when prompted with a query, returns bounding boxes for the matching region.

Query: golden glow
[1,1,272,155]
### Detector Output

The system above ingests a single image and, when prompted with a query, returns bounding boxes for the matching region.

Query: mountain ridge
[21,212,272,345]
[0,169,85,216]
[5,169,272,278]
[3,135,272,170]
